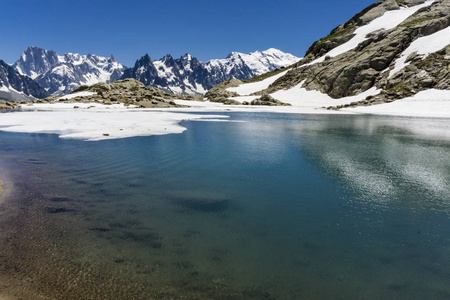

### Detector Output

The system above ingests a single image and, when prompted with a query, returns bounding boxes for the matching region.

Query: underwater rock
[44,207,76,214]
[171,195,230,213]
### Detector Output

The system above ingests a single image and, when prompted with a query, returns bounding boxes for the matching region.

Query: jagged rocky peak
[13,46,60,79]
[140,54,153,64]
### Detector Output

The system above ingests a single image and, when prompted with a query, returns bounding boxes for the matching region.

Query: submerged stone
[171,196,230,213]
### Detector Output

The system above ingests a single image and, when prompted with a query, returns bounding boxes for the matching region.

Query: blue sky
[1,0,376,66]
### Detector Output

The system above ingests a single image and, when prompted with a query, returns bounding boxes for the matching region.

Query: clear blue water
[0,112,450,299]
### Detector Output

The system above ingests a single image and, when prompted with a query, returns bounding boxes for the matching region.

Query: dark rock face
[13,46,60,78]
[121,54,158,86]
[0,60,49,102]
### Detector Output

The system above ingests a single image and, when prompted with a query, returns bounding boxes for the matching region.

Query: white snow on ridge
[235,48,300,76]
[153,61,176,82]
[226,70,289,96]
[57,91,97,100]
[207,49,300,77]
[0,85,10,92]
[307,0,437,66]
[271,83,380,108]
[389,25,450,77]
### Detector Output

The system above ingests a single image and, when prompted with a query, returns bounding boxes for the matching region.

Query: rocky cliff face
[13,46,60,79]
[0,59,49,102]
[272,0,448,96]
[120,49,299,95]
[208,0,450,108]
[274,0,450,104]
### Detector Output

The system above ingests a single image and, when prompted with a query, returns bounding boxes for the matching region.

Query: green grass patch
[386,82,414,98]
[400,16,442,28]
[319,24,355,43]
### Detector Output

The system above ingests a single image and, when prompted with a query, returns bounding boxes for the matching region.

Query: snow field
[0,104,229,141]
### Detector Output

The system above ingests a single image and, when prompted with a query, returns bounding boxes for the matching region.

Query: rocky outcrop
[40,79,187,108]
[302,0,402,64]
[0,100,21,109]
[250,94,291,106]
[329,44,450,109]
[204,78,242,104]
[257,0,450,107]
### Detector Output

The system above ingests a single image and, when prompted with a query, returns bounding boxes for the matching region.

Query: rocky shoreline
[0,101,21,110]
[37,78,197,108]
[1,78,204,110]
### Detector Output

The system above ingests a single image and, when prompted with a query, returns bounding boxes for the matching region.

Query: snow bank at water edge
[0,104,229,141]
[343,89,450,118]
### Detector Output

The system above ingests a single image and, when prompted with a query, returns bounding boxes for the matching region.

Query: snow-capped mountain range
[7,46,299,98]
[121,48,299,95]
[13,46,125,96]
[0,59,48,102]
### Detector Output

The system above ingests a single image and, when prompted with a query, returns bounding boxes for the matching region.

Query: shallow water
[0,113,450,299]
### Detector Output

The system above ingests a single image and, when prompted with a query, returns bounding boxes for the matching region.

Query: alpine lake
[0,112,450,299]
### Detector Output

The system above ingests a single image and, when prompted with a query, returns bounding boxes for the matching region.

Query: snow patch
[58,91,97,100]
[389,25,450,77]
[226,70,289,96]
[271,83,380,107]
[0,85,11,92]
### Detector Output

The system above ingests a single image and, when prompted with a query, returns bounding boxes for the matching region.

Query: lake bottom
[0,113,450,299]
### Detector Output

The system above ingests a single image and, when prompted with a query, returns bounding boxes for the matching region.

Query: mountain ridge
[119,48,300,95]
[8,47,298,99]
